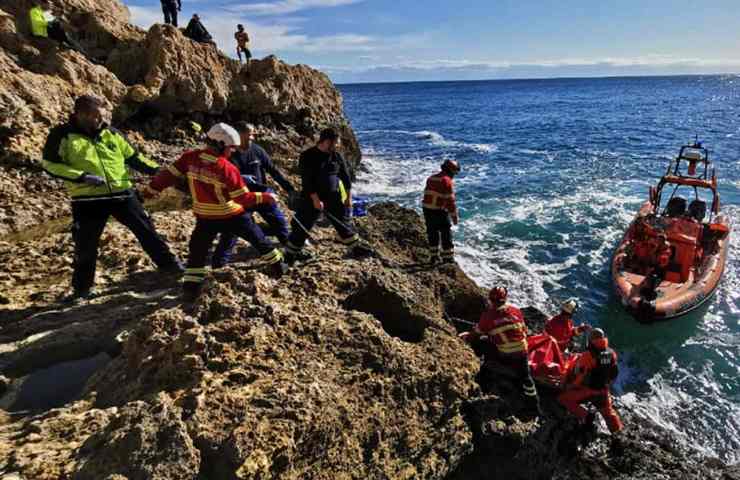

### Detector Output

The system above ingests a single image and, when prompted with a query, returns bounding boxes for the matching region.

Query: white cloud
[228,0,365,16]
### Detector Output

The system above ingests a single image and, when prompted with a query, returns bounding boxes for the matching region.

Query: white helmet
[206,123,240,147]
[561,298,579,314]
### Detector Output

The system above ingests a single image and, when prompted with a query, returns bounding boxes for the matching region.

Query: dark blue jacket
[229,143,294,193]
[299,146,352,197]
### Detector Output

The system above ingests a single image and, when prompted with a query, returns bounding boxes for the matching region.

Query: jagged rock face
[0,0,360,237]
[0,204,484,479]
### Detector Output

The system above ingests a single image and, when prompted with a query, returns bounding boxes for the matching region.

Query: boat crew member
[42,95,182,302]
[558,328,623,434]
[141,123,287,302]
[460,286,542,419]
[422,160,460,264]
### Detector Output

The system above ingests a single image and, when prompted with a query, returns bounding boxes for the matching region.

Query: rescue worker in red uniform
[641,233,672,297]
[460,287,542,419]
[545,298,591,352]
[558,328,623,434]
[141,123,287,301]
[422,160,460,264]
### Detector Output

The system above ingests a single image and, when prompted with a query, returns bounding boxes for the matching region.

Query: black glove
[81,174,105,186]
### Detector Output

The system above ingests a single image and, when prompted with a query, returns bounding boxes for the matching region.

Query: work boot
[284,249,313,266]
[350,243,375,259]
[159,260,185,275]
[62,288,98,304]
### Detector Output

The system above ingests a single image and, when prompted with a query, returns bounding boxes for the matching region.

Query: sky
[125,0,740,84]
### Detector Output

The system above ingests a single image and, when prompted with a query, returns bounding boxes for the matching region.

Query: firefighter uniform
[285,146,359,255]
[558,339,623,433]
[42,120,180,295]
[145,148,283,298]
[475,303,541,416]
[422,171,457,262]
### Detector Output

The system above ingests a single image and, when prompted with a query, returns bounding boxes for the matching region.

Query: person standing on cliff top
[235,24,251,65]
[284,128,373,264]
[41,95,183,303]
[140,123,288,302]
[421,159,460,264]
[211,121,296,268]
[160,0,182,27]
[459,286,542,419]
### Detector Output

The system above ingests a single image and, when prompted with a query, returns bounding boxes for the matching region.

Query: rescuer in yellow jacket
[42,95,182,302]
[29,2,75,48]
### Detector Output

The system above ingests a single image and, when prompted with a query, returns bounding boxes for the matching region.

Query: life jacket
[586,347,618,390]
[422,171,456,213]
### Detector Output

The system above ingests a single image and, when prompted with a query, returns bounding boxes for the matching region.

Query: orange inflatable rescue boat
[611,142,731,322]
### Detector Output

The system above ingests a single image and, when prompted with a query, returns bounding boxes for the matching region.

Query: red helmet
[489,286,508,305]
[441,159,461,175]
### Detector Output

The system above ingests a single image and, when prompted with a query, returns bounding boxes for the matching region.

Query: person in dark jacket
[212,122,296,268]
[160,0,181,27]
[41,95,182,302]
[183,14,214,44]
[284,128,371,264]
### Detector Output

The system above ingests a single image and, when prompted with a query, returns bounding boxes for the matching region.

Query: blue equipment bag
[353,196,369,217]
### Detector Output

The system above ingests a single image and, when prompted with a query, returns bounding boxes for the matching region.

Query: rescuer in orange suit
[459,286,542,419]
[558,328,623,433]
[545,298,591,352]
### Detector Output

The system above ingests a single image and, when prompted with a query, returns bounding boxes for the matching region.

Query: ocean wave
[357,129,498,154]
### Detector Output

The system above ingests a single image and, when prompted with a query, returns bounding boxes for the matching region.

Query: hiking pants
[184,214,281,295]
[285,192,359,254]
[162,4,178,26]
[558,387,623,433]
[212,195,290,268]
[71,194,178,293]
[423,207,454,260]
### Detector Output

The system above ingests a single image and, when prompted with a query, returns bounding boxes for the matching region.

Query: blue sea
[339,75,740,462]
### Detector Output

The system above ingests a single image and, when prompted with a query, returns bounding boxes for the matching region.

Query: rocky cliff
[0,0,737,479]
[0,0,358,236]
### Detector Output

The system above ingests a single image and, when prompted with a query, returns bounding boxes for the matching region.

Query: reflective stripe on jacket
[475,304,528,356]
[422,171,456,213]
[29,6,48,37]
[149,149,267,220]
[42,122,160,199]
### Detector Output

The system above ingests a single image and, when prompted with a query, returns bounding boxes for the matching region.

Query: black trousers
[286,192,358,253]
[184,214,281,291]
[71,194,178,293]
[162,5,178,26]
[423,208,454,258]
[47,21,70,44]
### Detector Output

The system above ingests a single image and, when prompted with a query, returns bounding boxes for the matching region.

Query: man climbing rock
[545,298,591,352]
[284,128,372,264]
[41,95,183,302]
[235,24,251,64]
[184,14,214,44]
[160,0,181,27]
[141,123,287,302]
[212,122,296,268]
[460,286,542,419]
[558,328,623,434]
[422,159,460,264]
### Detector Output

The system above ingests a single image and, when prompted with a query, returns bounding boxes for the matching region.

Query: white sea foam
[357,129,498,154]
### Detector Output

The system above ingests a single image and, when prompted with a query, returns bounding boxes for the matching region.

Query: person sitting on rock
[184,14,214,44]
[459,286,542,419]
[235,24,251,64]
[211,121,296,268]
[284,127,373,265]
[29,1,77,50]
[545,298,591,353]
[421,159,460,264]
[140,123,288,302]
[41,95,183,303]
[558,328,623,434]
[160,0,182,27]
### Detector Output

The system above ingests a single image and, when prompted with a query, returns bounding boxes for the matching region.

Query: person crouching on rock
[545,298,591,353]
[41,95,183,303]
[421,159,460,264]
[211,121,296,269]
[459,286,542,419]
[29,1,81,52]
[557,328,623,434]
[140,123,288,302]
[284,127,373,265]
